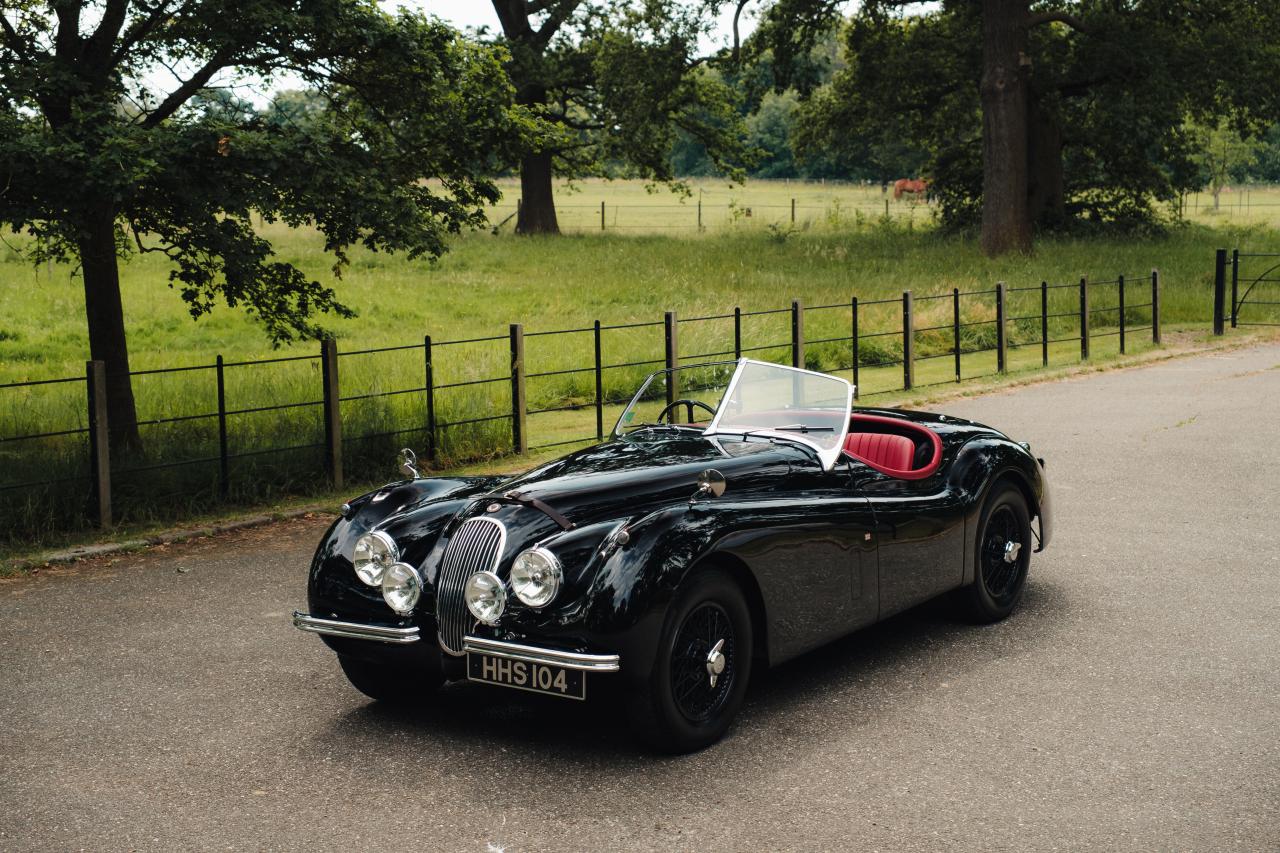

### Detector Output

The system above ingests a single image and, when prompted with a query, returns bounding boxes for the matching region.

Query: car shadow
[316,578,1070,771]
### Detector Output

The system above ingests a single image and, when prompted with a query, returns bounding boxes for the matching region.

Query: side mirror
[397,447,420,479]
[690,468,727,505]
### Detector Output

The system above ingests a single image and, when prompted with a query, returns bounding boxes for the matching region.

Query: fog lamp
[381,562,421,615]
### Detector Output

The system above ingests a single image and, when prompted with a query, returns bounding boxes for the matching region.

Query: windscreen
[709,360,851,460]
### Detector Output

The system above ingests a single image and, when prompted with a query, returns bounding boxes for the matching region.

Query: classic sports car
[294,358,1052,752]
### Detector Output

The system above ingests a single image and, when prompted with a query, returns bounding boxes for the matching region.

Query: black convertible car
[294,358,1052,752]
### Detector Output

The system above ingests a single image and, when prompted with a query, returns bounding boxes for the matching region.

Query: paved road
[3,345,1279,852]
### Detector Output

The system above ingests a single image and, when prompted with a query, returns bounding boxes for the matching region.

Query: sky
[394,1,762,54]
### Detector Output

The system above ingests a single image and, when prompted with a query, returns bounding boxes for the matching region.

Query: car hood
[491,432,797,524]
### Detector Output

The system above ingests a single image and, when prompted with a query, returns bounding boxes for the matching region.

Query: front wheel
[338,655,441,705]
[958,484,1032,623]
[627,570,754,753]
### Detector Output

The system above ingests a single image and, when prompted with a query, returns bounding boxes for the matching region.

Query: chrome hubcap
[705,638,726,688]
[1003,540,1022,564]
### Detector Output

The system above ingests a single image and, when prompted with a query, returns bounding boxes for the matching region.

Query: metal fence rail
[1,270,1161,531]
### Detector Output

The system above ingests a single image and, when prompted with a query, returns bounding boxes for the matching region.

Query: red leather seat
[844,431,916,472]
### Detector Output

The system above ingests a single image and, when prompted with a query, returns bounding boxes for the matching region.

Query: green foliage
[784,1,1280,232]
[0,2,543,344]
[1188,120,1262,202]
[493,1,755,188]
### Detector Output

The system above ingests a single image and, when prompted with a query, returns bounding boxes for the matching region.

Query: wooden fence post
[791,198,796,223]
[995,282,1007,373]
[697,198,702,231]
[733,307,742,359]
[1080,276,1091,359]
[902,290,914,391]
[216,354,229,499]
[791,299,804,368]
[509,324,527,453]
[320,339,343,489]
[600,201,606,232]
[1213,249,1226,335]
[665,311,679,405]
[1152,269,1161,344]
[86,359,111,528]
[424,335,437,463]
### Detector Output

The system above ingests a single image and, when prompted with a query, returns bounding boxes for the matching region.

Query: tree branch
[535,0,581,48]
[0,13,33,63]
[54,0,83,62]
[141,48,236,128]
[1027,10,1090,32]
[112,1,185,66]
[731,0,750,62]
[85,0,131,72]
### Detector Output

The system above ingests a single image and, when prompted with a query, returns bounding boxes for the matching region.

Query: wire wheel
[980,504,1025,605]
[669,601,735,724]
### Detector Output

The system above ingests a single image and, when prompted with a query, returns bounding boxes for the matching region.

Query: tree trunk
[979,0,1032,256]
[1213,187,1221,210]
[78,208,142,453]
[517,151,560,234]
[1027,92,1065,229]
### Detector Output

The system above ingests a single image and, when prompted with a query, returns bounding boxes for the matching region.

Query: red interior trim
[843,414,943,480]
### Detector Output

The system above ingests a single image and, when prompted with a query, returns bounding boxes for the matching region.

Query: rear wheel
[958,485,1032,623]
[628,570,753,753]
[338,655,442,705]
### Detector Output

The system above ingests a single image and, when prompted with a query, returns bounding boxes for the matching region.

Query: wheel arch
[961,463,1042,587]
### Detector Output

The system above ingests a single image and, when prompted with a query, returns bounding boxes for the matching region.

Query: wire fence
[0,270,1161,538]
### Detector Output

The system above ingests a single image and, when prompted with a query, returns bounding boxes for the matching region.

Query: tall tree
[757,0,1280,253]
[0,1,538,450]
[489,1,755,234]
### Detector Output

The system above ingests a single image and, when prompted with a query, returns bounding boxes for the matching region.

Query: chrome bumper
[463,635,621,673]
[292,611,420,645]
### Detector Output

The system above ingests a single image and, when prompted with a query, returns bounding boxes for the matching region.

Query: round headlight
[464,571,506,624]
[353,530,399,586]
[381,562,421,615]
[511,547,563,608]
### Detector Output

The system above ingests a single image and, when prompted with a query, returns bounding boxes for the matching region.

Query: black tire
[338,655,442,705]
[958,484,1032,623]
[628,570,754,753]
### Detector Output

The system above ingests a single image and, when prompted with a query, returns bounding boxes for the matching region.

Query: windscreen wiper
[740,424,834,436]
[624,421,681,434]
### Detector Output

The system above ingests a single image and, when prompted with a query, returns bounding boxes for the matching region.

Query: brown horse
[893,178,929,200]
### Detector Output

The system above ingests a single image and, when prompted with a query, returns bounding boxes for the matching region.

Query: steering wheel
[656,398,717,425]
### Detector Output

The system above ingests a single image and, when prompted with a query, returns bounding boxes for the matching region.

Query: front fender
[307,475,503,623]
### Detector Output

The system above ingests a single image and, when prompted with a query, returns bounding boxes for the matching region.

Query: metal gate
[1217,248,1280,331]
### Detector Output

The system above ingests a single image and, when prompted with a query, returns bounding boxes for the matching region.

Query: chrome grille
[435,516,506,654]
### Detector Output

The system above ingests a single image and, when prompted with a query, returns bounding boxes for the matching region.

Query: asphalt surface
[3,344,1279,852]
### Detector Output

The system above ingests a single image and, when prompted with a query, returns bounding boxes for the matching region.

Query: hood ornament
[397,448,419,479]
[690,469,727,506]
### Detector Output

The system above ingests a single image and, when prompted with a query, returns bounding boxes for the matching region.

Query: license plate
[467,653,586,701]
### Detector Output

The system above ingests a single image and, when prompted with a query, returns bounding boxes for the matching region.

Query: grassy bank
[2,178,1277,542]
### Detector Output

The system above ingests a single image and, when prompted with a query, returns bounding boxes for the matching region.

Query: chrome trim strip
[292,611,420,645]
[463,635,621,672]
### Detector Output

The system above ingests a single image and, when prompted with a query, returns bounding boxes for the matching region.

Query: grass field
[2,178,1278,542]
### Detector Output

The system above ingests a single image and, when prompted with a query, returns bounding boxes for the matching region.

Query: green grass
[2,177,1278,543]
